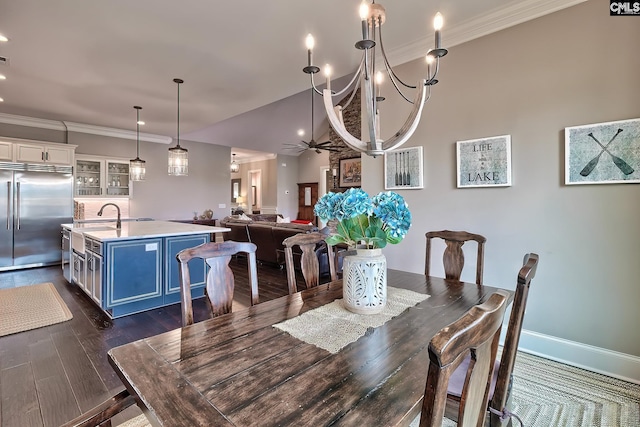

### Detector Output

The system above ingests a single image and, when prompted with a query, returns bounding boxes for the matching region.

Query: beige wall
[234,157,279,211]
[276,154,300,219]
[363,0,640,364]
[0,123,66,143]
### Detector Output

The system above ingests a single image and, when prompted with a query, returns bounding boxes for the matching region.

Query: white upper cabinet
[15,142,75,165]
[0,141,12,161]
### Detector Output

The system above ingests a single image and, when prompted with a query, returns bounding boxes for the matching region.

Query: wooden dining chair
[418,291,509,427]
[425,230,487,285]
[445,253,539,427]
[283,232,336,294]
[176,240,259,327]
[60,389,138,427]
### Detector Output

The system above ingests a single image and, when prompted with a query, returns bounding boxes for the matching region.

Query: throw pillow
[238,213,252,221]
[276,216,291,223]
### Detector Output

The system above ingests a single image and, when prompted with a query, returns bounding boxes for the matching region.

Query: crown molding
[0,112,66,131]
[0,112,172,144]
[63,121,172,144]
[238,153,277,164]
[389,0,588,67]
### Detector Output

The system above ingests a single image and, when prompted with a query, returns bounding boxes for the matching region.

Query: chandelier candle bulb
[359,3,369,40]
[305,34,314,67]
[324,64,332,91]
[434,12,443,49]
[375,71,383,99]
[426,54,433,78]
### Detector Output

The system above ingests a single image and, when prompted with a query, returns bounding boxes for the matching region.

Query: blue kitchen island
[62,220,229,318]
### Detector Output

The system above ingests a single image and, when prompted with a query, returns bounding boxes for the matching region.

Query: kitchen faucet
[97,203,122,229]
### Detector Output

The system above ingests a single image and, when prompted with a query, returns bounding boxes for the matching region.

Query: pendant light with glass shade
[129,106,146,181]
[230,153,240,173]
[168,78,188,176]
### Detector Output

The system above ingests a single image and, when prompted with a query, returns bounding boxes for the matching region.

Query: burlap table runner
[273,286,429,354]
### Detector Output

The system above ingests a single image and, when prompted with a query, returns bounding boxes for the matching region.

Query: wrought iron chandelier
[168,78,188,176]
[129,106,146,181]
[303,2,447,157]
[230,153,240,173]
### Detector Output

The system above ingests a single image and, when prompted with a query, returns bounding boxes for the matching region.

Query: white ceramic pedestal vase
[342,248,387,314]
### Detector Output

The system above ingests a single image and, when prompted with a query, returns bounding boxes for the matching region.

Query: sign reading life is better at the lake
[456,135,512,188]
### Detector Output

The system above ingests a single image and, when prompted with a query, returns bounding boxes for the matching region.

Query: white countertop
[62,220,229,242]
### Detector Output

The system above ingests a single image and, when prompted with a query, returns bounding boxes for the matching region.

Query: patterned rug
[0,282,73,336]
[411,351,640,427]
[506,352,639,426]
[118,414,149,427]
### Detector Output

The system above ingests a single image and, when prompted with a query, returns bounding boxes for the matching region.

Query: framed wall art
[456,135,512,188]
[565,118,639,185]
[339,157,362,187]
[384,146,424,190]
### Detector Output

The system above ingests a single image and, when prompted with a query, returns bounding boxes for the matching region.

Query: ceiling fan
[285,88,339,154]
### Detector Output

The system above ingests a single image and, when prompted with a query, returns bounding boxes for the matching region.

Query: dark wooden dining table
[108,269,510,426]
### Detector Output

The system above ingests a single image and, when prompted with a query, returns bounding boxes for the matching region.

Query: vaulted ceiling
[0,0,584,157]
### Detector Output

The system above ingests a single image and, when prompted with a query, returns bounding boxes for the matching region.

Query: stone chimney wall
[328,88,362,192]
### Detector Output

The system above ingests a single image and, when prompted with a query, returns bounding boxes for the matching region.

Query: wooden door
[297,182,318,225]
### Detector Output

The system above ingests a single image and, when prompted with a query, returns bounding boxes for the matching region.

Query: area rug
[0,282,73,336]
[410,351,640,427]
[118,414,149,427]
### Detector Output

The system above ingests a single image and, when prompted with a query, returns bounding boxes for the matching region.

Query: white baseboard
[517,329,640,384]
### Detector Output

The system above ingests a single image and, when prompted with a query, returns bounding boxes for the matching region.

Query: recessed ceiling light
[137,120,145,125]
[0,74,6,80]
[0,97,4,102]
[0,35,8,43]
[297,129,305,137]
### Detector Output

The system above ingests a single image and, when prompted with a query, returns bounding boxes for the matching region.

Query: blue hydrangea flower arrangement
[314,188,412,249]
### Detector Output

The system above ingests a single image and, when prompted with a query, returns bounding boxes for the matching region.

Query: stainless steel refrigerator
[0,162,73,270]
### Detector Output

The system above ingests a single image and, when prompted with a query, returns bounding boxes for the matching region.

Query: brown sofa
[220,215,316,266]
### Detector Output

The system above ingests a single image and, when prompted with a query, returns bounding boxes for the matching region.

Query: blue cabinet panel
[106,238,162,307]
[164,234,209,304]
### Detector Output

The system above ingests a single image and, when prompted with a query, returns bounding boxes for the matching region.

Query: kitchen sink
[71,226,116,254]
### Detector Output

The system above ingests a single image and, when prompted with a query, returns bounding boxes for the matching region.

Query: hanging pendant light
[130,106,146,181]
[168,78,188,176]
[230,153,240,173]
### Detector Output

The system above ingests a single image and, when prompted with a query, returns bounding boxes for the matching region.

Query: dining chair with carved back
[425,230,487,285]
[283,232,336,294]
[417,291,510,427]
[444,253,539,427]
[176,240,259,327]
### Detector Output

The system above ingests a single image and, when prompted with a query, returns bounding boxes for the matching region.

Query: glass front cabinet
[75,155,132,198]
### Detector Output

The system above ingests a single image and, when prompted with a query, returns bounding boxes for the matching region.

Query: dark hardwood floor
[0,258,311,427]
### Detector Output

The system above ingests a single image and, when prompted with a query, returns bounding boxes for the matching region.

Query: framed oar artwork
[565,118,639,185]
[384,146,424,190]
